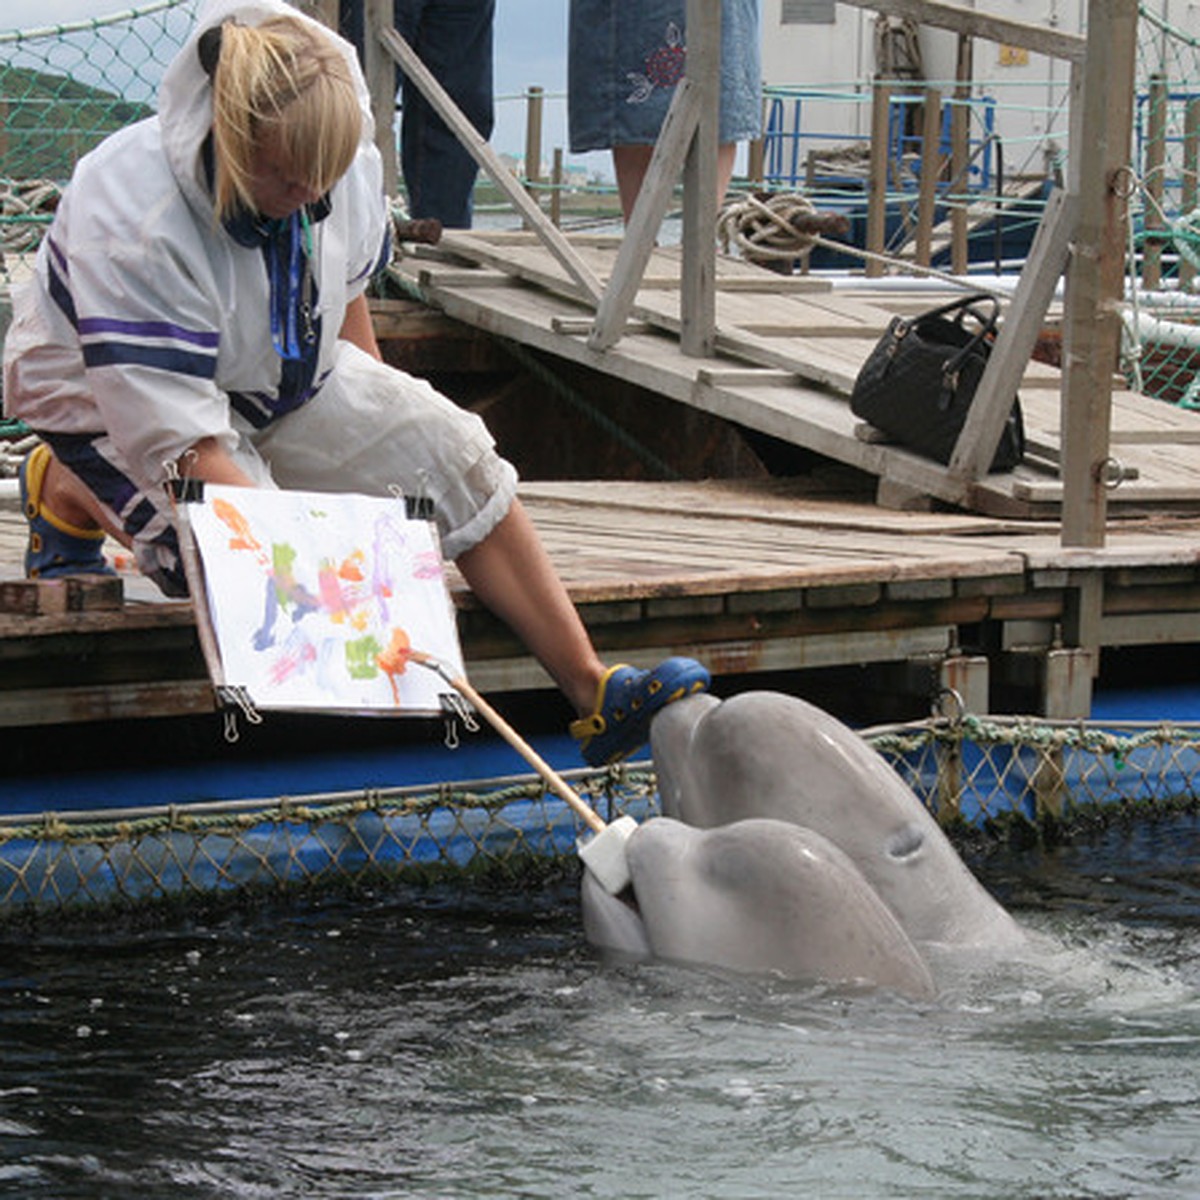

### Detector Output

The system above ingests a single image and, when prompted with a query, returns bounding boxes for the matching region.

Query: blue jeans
[393,0,495,228]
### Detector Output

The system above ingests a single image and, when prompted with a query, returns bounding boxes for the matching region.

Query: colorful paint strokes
[188,486,464,714]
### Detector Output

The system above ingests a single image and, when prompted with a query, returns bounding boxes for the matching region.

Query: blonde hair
[208,15,362,221]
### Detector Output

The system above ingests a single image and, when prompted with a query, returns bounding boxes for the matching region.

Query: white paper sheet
[186,486,465,715]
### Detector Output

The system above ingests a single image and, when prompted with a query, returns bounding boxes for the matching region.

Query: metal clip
[216,685,262,744]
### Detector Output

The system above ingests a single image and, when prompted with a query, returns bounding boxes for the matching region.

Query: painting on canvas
[185,485,464,715]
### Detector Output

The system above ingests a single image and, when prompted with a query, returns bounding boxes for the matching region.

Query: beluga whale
[582,691,1026,997]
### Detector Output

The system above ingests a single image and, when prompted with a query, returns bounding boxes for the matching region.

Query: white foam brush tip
[576,814,639,895]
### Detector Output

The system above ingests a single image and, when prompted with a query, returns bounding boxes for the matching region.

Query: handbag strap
[907,293,1000,389]
[913,291,1000,337]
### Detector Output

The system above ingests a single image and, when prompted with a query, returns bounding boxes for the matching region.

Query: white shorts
[44,341,518,595]
[251,341,518,561]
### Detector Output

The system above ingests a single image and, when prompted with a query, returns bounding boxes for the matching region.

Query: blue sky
[2,1,605,175]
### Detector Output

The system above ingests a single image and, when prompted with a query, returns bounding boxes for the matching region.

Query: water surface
[2,815,1198,1199]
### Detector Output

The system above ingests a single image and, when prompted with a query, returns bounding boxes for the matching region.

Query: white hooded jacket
[3,0,388,491]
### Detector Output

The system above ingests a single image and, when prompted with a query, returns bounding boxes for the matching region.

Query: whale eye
[886,824,925,859]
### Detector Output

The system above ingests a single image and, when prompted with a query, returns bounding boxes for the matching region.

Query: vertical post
[364,0,399,199]
[747,135,765,188]
[866,79,891,278]
[915,87,942,267]
[523,86,544,194]
[680,0,718,357]
[950,34,973,275]
[940,654,989,716]
[1182,97,1200,290]
[550,147,563,227]
[1061,0,1137,549]
[1143,73,1168,290]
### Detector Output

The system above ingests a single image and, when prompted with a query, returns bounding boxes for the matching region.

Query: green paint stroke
[345,634,383,680]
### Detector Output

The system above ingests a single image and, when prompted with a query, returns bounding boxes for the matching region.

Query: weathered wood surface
[394,229,1200,516]
[7,477,1200,727]
[8,217,1200,728]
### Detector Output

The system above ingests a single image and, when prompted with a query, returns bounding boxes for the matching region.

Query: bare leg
[454,498,606,715]
[612,145,654,224]
[613,141,738,223]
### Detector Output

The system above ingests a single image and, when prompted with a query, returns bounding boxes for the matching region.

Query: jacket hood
[158,0,376,218]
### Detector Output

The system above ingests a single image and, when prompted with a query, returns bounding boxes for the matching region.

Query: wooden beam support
[915,88,943,267]
[1060,0,1138,549]
[836,0,1086,62]
[363,0,398,198]
[950,35,973,275]
[1183,98,1200,291]
[866,80,891,278]
[680,0,719,357]
[1142,73,1168,291]
[588,82,702,350]
[949,187,1077,481]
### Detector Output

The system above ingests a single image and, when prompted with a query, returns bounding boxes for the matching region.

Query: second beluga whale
[582,691,1026,997]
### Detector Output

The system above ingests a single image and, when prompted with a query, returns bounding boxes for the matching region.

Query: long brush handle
[413,654,606,835]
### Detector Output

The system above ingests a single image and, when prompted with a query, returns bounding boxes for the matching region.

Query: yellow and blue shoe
[570,657,710,767]
[19,443,113,579]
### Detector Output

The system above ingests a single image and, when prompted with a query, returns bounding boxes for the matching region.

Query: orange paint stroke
[213,497,266,562]
[376,627,413,706]
[338,550,365,582]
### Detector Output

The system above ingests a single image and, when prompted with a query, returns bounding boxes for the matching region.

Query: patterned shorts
[567,0,762,152]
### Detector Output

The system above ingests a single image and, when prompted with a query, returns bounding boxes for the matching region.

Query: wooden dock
[400,227,1200,518]
[6,224,1200,734]
[7,468,1200,731]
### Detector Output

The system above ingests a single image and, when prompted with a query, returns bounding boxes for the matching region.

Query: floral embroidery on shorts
[625,22,685,104]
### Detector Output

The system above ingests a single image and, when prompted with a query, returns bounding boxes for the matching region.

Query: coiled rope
[717,191,829,262]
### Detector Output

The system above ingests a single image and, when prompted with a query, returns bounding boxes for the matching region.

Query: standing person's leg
[396,0,494,228]
[612,142,737,223]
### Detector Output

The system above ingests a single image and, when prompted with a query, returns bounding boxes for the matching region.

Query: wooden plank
[836,0,1086,62]
[0,680,216,727]
[588,79,702,350]
[553,316,653,336]
[948,188,1077,482]
[865,81,891,279]
[400,228,1200,519]
[696,367,797,387]
[413,268,513,288]
[915,88,943,266]
[1059,0,1138,547]
[680,0,720,357]
[412,244,582,309]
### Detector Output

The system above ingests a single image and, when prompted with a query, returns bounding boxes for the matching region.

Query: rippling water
[2,815,1199,1199]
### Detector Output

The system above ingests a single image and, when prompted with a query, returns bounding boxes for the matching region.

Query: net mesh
[0,763,660,918]
[4,718,1199,921]
[0,1,198,257]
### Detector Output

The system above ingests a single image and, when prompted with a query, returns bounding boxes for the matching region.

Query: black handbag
[849,292,1024,473]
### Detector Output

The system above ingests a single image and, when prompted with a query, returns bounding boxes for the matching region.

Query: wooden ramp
[392,229,1200,519]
